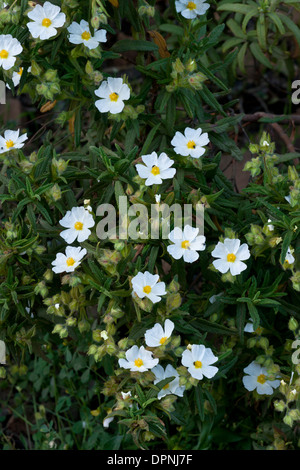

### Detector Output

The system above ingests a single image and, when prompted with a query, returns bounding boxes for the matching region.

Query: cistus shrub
[0,0,299,451]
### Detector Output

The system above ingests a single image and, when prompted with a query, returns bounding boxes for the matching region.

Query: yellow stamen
[42,18,52,27]
[109,92,119,102]
[151,165,160,175]
[143,285,152,294]
[17,67,23,76]
[0,49,8,59]
[227,253,236,263]
[257,374,266,384]
[194,361,202,369]
[6,140,14,149]
[160,336,167,345]
[81,31,91,41]
[134,358,143,368]
[162,383,170,390]
[74,221,84,231]
[187,140,196,149]
[187,1,196,9]
[181,240,190,249]
[66,257,75,267]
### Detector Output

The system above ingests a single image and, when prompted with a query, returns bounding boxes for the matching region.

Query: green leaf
[249,41,273,68]
[195,384,205,421]
[256,14,267,51]
[267,12,285,35]
[227,18,247,39]
[278,13,300,47]
[242,8,259,33]
[248,302,260,331]
[217,3,256,14]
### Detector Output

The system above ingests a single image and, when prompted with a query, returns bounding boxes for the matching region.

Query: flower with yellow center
[132,271,167,304]
[212,238,250,276]
[6,66,32,90]
[175,0,210,19]
[81,31,91,41]
[118,345,159,372]
[243,361,281,395]
[74,221,84,231]
[27,2,66,40]
[0,129,28,154]
[135,151,176,186]
[171,126,210,159]
[227,253,236,263]
[181,240,190,249]
[182,344,219,380]
[152,364,185,400]
[257,374,266,384]
[134,358,144,368]
[6,140,14,149]
[0,49,8,59]
[66,257,75,267]
[42,18,52,27]
[95,77,130,114]
[59,206,95,244]
[187,2,196,10]
[187,140,196,149]
[0,34,22,70]
[109,92,119,102]
[68,19,107,50]
[151,165,160,175]
[145,319,175,347]
[51,246,87,274]
[168,225,206,263]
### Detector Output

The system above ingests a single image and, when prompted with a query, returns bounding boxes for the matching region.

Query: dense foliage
[0,0,300,450]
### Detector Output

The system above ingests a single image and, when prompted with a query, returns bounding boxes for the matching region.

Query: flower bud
[274,400,286,412]
[78,319,90,333]
[288,317,298,332]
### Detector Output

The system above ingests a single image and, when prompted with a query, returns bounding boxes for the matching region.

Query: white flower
[167,225,206,263]
[171,127,209,159]
[152,364,185,400]
[285,194,291,204]
[67,20,107,50]
[181,344,218,380]
[285,246,295,265]
[95,77,130,114]
[175,0,210,19]
[0,129,27,153]
[145,319,174,347]
[51,246,87,274]
[118,345,159,372]
[121,391,132,400]
[267,219,274,231]
[135,152,176,186]
[212,238,250,276]
[209,292,223,304]
[0,34,22,71]
[155,194,161,204]
[6,66,32,89]
[27,1,66,40]
[242,361,280,395]
[100,330,109,341]
[131,271,167,304]
[59,206,95,244]
[243,319,263,335]
[103,416,114,428]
